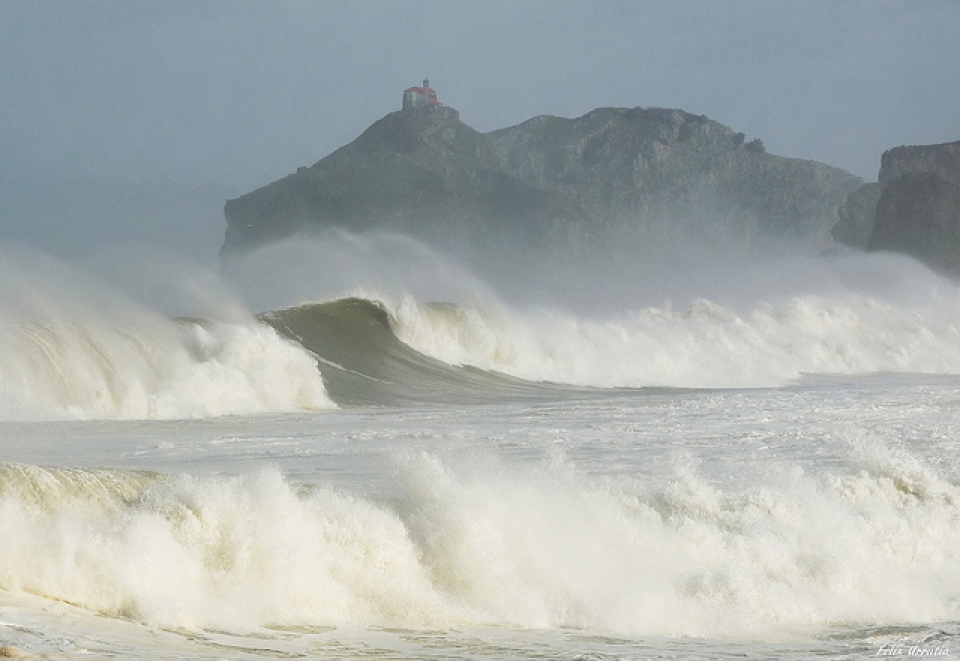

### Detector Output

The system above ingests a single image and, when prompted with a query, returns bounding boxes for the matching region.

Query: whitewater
[1,235,959,659]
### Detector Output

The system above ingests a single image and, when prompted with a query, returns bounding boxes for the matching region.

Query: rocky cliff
[832,182,880,249]
[878,142,960,187]
[223,106,861,255]
[834,140,960,272]
[869,141,960,271]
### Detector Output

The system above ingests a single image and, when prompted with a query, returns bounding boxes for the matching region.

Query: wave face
[260,298,578,406]
[1,452,958,637]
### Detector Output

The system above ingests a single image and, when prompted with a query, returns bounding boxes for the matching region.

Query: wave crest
[381,292,960,388]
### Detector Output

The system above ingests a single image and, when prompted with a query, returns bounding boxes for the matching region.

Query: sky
[2,0,959,264]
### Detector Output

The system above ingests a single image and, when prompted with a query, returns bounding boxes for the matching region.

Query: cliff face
[223,106,861,254]
[869,141,960,271]
[834,140,960,272]
[832,182,880,249]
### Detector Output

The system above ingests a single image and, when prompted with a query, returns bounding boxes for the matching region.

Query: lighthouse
[402,77,441,110]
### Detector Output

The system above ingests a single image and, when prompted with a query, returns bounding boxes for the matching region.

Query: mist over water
[223,221,959,316]
[221,229,499,313]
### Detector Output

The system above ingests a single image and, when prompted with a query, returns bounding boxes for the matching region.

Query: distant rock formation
[878,141,960,188]
[832,182,881,250]
[223,106,582,254]
[834,140,960,272]
[222,105,861,255]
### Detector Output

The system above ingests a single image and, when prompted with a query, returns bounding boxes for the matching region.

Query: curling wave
[259,297,578,406]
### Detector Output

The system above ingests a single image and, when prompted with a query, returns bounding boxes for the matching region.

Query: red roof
[404,86,442,105]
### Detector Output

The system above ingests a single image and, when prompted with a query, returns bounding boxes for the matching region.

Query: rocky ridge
[223,105,861,255]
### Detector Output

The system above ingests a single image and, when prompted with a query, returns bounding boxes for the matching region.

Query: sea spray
[221,230,497,313]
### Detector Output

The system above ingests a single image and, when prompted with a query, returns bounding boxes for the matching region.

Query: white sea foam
[1,450,958,637]
[383,290,960,388]
[0,246,333,420]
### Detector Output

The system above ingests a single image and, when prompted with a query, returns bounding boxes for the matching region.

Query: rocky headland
[222,105,862,255]
[834,140,960,272]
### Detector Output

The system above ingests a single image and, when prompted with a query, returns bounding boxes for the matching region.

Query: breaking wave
[6,240,960,417]
[381,290,960,389]
[0,246,332,420]
[7,285,960,418]
[1,449,958,637]
[259,281,960,404]
[0,316,333,420]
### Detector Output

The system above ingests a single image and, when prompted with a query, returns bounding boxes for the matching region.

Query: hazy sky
[2,1,959,262]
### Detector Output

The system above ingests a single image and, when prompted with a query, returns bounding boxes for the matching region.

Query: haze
[2,1,958,264]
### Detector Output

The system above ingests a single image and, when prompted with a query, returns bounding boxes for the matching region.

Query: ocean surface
[1,235,959,659]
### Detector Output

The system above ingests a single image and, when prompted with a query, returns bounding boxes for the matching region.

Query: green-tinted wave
[260,297,575,406]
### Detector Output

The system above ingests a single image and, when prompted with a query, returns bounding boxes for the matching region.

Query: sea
[1,231,959,660]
